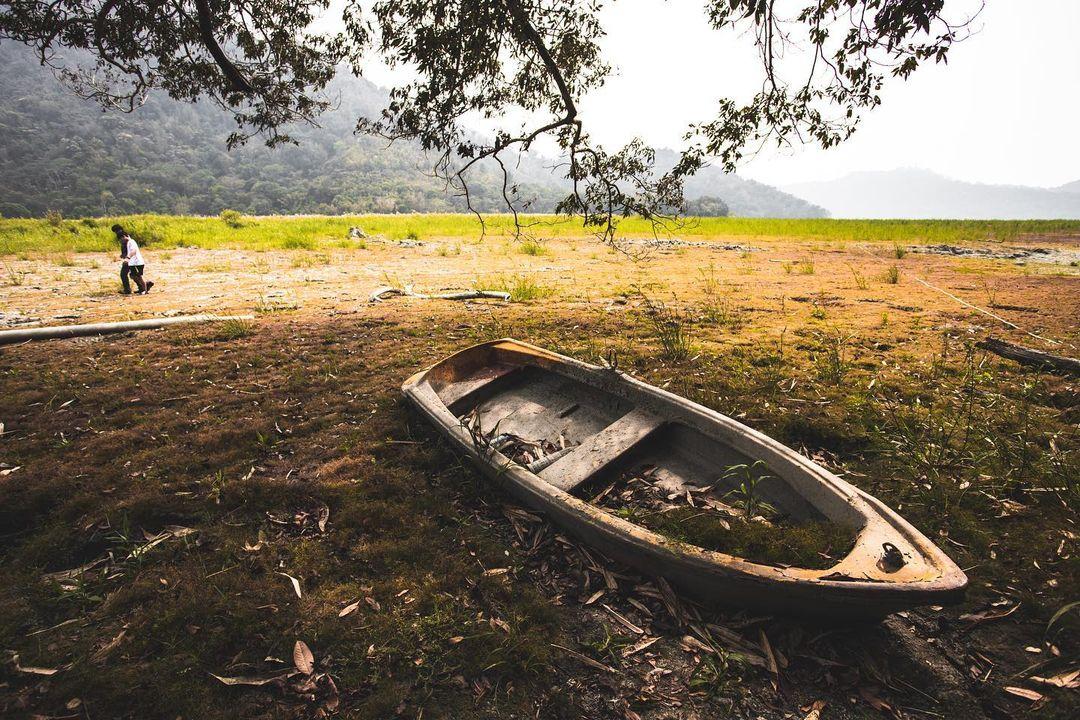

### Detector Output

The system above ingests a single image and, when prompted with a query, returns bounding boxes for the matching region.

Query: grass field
[4,213,1080,255]
[1,221,1077,719]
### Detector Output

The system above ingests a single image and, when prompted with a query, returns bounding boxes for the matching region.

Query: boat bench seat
[442,364,522,414]
[538,408,664,493]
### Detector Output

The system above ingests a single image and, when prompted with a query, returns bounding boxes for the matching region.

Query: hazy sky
[350,1,1080,188]
[578,0,1080,189]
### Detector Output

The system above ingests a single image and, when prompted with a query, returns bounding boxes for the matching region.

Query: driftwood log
[0,314,255,346]
[369,286,510,303]
[977,337,1080,375]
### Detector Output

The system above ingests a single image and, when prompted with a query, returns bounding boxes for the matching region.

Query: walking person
[111,224,154,295]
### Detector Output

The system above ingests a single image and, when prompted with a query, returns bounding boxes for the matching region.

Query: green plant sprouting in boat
[721,460,777,519]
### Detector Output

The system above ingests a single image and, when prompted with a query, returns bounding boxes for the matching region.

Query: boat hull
[403,339,967,619]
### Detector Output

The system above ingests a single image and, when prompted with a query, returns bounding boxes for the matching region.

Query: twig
[911,276,1062,346]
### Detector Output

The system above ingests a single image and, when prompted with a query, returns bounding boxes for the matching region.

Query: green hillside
[0,44,825,219]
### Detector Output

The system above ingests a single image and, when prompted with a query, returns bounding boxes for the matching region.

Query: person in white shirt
[111,224,154,295]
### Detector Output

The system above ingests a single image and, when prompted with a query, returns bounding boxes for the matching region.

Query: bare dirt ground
[1,233,1078,719]
[0,234,1075,336]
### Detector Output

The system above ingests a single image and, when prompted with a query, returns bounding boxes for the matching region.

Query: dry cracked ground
[1,232,1078,719]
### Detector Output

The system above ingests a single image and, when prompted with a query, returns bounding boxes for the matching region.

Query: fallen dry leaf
[550,643,618,674]
[276,572,302,599]
[293,640,315,675]
[803,699,827,720]
[859,686,900,719]
[681,635,714,654]
[12,654,60,675]
[1004,686,1044,702]
[338,600,360,618]
[243,529,267,552]
[1030,669,1079,689]
[91,629,127,665]
[584,589,605,605]
[760,628,780,693]
[602,603,644,635]
[209,671,288,687]
[959,602,1019,628]
[622,636,660,658]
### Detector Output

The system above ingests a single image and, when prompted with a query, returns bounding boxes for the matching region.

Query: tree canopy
[0,0,973,240]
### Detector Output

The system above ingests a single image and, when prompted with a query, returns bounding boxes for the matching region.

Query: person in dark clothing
[112,224,134,294]
[111,224,153,294]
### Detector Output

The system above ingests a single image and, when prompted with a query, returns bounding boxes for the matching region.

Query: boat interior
[437,358,829,524]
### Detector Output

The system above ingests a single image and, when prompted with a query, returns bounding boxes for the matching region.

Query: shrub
[45,210,64,227]
[219,209,245,228]
[883,265,901,284]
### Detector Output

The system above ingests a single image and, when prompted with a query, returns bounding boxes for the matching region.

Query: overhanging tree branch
[194,0,254,93]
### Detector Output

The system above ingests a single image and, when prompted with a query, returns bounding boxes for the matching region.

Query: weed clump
[482,273,554,302]
[518,239,550,256]
[212,318,256,341]
[814,328,856,384]
[849,265,869,290]
[3,260,27,286]
[698,265,744,330]
[641,295,693,362]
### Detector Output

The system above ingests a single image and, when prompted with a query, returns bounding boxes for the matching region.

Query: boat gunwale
[402,338,968,601]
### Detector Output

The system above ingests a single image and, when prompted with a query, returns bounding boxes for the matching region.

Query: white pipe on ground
[0,314,255,346]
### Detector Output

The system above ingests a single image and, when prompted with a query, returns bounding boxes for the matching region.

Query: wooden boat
[403,339,967,619]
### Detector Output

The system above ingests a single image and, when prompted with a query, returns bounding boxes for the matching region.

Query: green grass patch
[3,214,1079,255]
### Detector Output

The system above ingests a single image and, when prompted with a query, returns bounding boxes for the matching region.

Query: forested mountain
[785,169,1080,219]
[0,43,825,219]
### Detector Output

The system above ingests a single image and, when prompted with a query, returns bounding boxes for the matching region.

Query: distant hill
[784,169,1080,219]
[656,150,827,219]
[0,43,824,219]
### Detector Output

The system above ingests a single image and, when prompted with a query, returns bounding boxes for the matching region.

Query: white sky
[343,0,1080,188]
